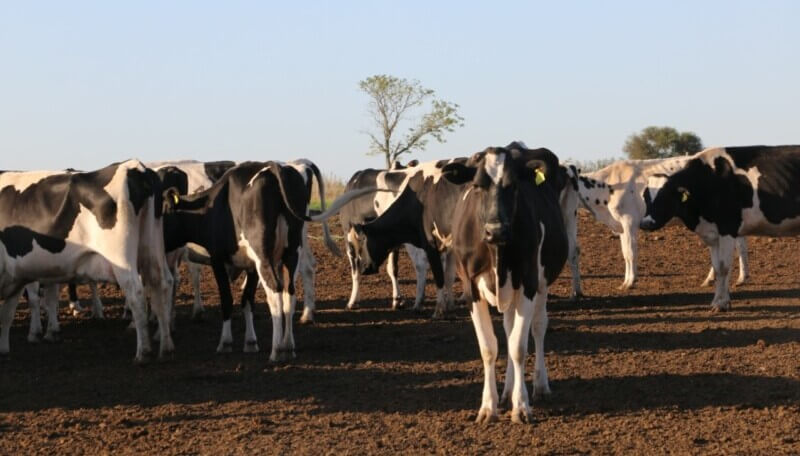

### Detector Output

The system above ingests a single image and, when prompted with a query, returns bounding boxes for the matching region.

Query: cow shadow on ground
[552,288,800,312]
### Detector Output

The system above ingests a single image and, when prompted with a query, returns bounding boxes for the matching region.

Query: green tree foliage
[623,126,704,159]
[359,75,464,168]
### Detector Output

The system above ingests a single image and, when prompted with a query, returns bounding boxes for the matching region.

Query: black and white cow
[346,157,470,318]
[162,161,376,361]
[0,160,174,362]
[640,145,800,311]
[441,145,568,424]
[152,159,337,324]
[574,157,749,290]
[340,160,429,311]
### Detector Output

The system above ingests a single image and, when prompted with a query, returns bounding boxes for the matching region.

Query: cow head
[346,222,387,275]
[442,146,550,245]
[640,172,694,231]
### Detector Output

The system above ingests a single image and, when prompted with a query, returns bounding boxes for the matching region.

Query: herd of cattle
[1,142,798,423]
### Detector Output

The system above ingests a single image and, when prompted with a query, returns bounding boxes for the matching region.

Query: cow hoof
[243,341,260,353]
[346,303,359,310]
[299,315,314,325]
[158,349,175,362]
[27,334,41,343]
[431,310,446,320]
[43,331,61,343]
[533,388,552,402]
[709,305,730,314]
[475,408,498,424]
[510,408,534,424]
[618,283,634,291]
[134,349,153,365]
[700,279,713,287]
[216,342,233,353]
[392,299,405,310]
[735,276,749,286]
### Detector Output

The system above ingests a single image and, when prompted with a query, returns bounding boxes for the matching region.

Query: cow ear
[162,187,181,214]
[526,160,548,186]
[441,162,477,185]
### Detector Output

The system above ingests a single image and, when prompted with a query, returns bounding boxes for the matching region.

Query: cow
[440,144,568,424]
[161,161,377,361]
[574,157,749,290]
[151,159,337,325]
[0,160,174,362]
[641,145,800,312]
[345,157,471,318]
[340,160,429,312]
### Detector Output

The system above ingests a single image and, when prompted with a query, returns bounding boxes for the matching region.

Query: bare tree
[359,74,464,168]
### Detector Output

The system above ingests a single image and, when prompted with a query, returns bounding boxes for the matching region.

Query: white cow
[574,157,749,289]
[0,161,174,362]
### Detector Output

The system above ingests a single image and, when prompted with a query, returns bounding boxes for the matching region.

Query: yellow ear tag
[681,190,690,202]
[172,193,180,205]
[534,168,546,186]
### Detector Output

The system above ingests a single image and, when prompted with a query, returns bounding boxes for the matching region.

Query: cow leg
[427,247,447,319]
[280,266,297,359]
[508,294,534,424]
[564,209,583,300]
[188,262,204,320]
[211,261,235,353]
[298,228,317,323]
[345,242,360,310]
[26,283,43,343]
[67,282,85,317]
[387,249,403,309]
[143,265,175,359]
[618,220,638,290]
[500,307,516,407]
[42,284,61,342]
[114,268,152,363]
[89,282,104,319]
[735,237,750,286]
[710,236,735,312]
[241,271,260,353]
[0,292,22,355]
[442,251,457,311]
[531,286,551,400]
[406,244,428,311]
[702,243,721,287]
[470,299,499,424]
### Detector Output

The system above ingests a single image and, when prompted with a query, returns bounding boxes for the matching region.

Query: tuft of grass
[309,172,346,211]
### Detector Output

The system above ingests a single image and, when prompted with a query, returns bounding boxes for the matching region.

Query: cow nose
[484,222,508,245]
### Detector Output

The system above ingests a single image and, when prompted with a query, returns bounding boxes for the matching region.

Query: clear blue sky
[2,1,798,178]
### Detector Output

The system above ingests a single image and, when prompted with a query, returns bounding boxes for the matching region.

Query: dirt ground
[1,212,799,455]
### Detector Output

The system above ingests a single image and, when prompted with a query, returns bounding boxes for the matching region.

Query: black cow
[162,161,375,361]
[339,160,428,311]
[641,145,800,311]
[441,145,568,424]
[0,160,174,362]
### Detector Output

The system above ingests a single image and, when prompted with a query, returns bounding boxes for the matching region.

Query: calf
[0,160,174,362]
[340,161,429,311]
[640,145,800,311]
[162,161,374,360]
[442,145,568,424]
[575,157,748,289]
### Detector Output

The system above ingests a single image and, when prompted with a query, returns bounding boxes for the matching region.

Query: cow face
[346,224,387,275]
[640,173,693,231]
[443,147,548,245]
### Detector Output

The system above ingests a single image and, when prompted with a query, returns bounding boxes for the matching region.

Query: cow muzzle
[484,222,509,245]
[639,216,657,231]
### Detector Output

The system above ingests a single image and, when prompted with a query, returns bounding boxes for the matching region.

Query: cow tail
[266,164,314,224]
[309,162,341,256]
